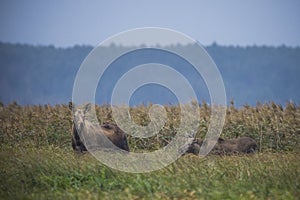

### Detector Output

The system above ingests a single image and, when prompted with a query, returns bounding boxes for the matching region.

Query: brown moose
[70,103,129,152]
[186,136,258,155]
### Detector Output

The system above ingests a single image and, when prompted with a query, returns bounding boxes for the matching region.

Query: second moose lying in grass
[186,137,258,155]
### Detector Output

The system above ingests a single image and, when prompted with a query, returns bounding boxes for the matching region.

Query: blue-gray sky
[0,0,299,47]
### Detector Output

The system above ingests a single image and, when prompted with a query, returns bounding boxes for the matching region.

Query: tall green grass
[0,101,299,199]
[1,147,299,199]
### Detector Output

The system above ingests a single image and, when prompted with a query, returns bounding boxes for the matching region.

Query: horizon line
[1,41,299,49]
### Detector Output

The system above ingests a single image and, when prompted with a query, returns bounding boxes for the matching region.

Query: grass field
[0,101,299,199]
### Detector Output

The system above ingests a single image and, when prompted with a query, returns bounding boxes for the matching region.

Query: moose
[69,103,257,156]
[186,136,258,155]
[70,103,130,152]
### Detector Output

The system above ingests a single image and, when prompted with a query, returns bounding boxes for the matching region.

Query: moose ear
[84,103,92,114]
[68,101,73,110]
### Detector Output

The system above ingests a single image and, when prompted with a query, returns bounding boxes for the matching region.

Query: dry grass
[1,101,299,152]
[0,101,299,199]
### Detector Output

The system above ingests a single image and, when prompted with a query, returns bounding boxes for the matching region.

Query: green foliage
[1,42,300,106]
[0,148,299,199]
[0,102,299,199]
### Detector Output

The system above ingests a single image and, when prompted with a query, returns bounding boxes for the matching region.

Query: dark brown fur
[98,122,130,152]
[186,137,258,155]
[71,121,87,152]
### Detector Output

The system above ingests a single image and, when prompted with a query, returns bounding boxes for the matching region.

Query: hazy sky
[0,0,299,47]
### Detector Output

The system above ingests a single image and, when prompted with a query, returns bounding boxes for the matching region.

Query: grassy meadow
[0,101,299,199]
